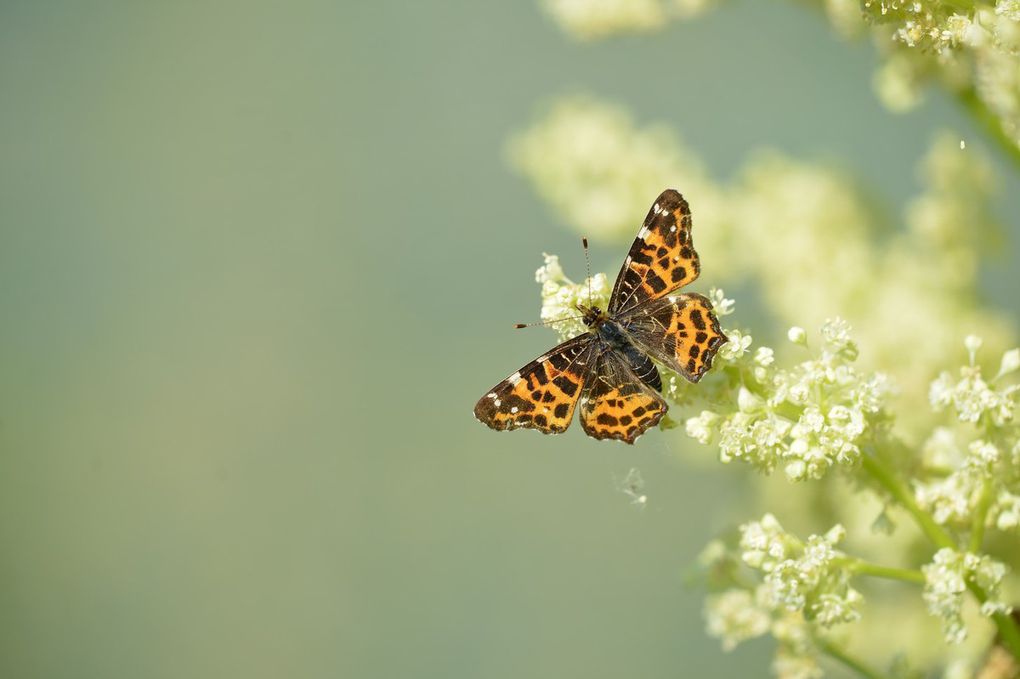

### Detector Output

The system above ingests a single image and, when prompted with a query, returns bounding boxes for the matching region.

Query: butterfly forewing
[622,293,727,382]
[608,189,700,315]
[578,349,667,444]
[474,335,595,434]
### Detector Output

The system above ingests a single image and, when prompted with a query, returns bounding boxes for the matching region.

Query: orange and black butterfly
[474,189,728,444]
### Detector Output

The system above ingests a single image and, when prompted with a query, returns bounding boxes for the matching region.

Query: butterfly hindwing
[621,292,727,383]
[578,348,667,444]
[608,189,700,315]
[474,335,595,434]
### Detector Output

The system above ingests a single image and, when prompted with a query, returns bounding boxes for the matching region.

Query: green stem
[816,637,890,679]
[847,559,925,584]
[862,450,1020,661]
[954,85,1020,175]
[968,480,993,553]
[966,581,1020,660]
[860,453,956,550]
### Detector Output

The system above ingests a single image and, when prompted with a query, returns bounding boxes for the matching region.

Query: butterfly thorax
[576,303,662,392]
[578,303,630,351]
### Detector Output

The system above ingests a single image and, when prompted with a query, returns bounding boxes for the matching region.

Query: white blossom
[718,329,752,362]
[535,253,611,341]
[998,348,1020,377]
[997,0,1020,24]
[708,287,735,316]
[994,490,1020,531]
[685,410,719,445]
[929,357,1016,426]
[704,588,771,651]
[739,514,791,572]
[740,515,862,628]
[922,548,1011,643]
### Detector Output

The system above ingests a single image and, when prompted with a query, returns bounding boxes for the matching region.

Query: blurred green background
[1,2,1017,678]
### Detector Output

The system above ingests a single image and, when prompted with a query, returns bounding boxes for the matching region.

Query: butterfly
[474,189,728,444]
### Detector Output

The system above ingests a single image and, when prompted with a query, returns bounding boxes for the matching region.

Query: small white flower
[996,0,1020,22]
[697,539,728,568]
[966,439,1000,474]
[914,475,975,525]
[535,253,611,341]
[737,386,764,413]
[535,253,565,284]
[964,335,983,364]
[929,372,956,410]
[922,549,1011,644]
[787,326,807,345]
[784,460,807,481]
[685,410,719,445]
[719,329,752,361]
[821,317,857,359]
[922,427,963,471]
[704,589,771,651]
[541,0,669,40]
[929,362,1015,425]
[994,491,1020,531]
[739,514,789,571]
[755,347,775,367]
[708,287,735,316]
[998,348,1020,377]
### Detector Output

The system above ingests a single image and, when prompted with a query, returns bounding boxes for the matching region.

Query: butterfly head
[577,303,607,328]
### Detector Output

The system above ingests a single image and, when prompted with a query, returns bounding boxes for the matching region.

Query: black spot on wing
[646,274,667,293]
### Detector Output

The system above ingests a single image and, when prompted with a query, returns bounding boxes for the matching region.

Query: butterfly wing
[621,293,727,383]
[474,334,595,434]
[607,189,700,316]
[578,348,667,444]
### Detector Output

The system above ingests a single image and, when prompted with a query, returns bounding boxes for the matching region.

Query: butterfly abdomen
[596,320,662,393]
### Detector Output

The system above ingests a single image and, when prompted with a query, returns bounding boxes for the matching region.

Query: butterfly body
[474,189,727,444]
[584,308,663,393]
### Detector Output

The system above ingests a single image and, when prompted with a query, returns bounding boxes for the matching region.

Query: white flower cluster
[684,318,890,481]
[740,515,862,628]
[915,435,1004,526]
[539,0,716,40]
[534,253,610,341]
[704,587,823,679]
[703,588,771,652]
[849,1,1020,153]
[929,338,1020,426]
[922,548,1012,644]
[918,339,1020,538]
[704,515,862,678]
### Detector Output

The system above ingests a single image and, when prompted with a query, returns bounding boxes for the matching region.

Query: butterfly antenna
[582,237,593,306]
[513,315,584,330]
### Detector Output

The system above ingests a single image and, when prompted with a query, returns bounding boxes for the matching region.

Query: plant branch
[955,85,1020,175]
[847,558,925,584]
[966,581,1020,660]
[969,479,993,553]
[860,452,956,550]
[816,637,890,679]
[862,449,1020,661]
